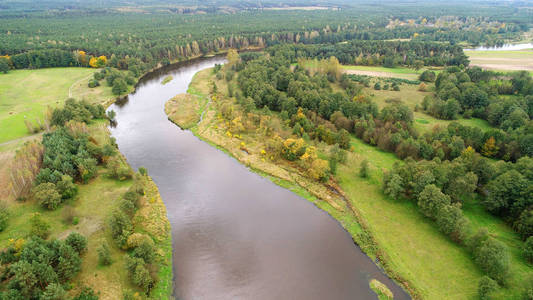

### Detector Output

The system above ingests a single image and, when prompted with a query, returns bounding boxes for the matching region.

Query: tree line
[267,41,470,67]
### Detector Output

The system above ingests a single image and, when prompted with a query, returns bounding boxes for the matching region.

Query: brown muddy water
[108,57,410,300]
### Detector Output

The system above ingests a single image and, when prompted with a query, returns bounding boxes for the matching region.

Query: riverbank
[165,63,533,299]
[0,67,172,299]
[166,67,421,298]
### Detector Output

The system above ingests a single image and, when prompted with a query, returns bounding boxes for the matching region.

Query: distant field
[263,6,333,10]
[342,65,422,80]
[465,50,533,72]
[0,68,96,143]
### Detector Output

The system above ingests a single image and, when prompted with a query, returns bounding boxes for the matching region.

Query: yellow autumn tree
[282,138,306,161]
[76,50,87,65]
[308,159,329,182]
[462,146,476,158]
[89,56,98,68]
[96,55,107,67]
[481,136,499,157]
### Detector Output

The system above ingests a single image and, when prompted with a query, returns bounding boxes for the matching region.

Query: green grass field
[0,68,98,143]
[338,135,531,299]
[338,138,483,299]
[414,113,492,133]
[342,65,423,74]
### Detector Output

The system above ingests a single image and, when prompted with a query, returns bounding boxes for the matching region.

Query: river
[108,57,410,300]
[464,42,533,51]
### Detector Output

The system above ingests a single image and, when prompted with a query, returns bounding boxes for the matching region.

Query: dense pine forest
[0,0,532,299]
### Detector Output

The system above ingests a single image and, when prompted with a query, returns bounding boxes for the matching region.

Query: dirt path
[0,132,42,147]
[69,73,94,98]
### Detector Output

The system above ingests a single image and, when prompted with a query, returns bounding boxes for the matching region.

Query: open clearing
[342,65,423,80]
[465,50,533,71]
[363,82,491,133]
[0,68,96,143]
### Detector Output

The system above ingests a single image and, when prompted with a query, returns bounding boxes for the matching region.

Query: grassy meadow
[0,68,97,143]
[340,136,531,299]
[363,80,491,133]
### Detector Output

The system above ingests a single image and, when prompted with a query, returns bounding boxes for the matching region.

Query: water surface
[465,43,533,51]
[108,57,410,300]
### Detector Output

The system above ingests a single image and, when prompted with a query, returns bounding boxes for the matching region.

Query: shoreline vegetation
[166,53,532,299]
[0,46,267,300]
[161,75,174,85]
[0,47,264,299]
[0,65,173,298]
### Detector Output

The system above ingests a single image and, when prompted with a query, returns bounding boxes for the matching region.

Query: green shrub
[97,242,113,266]
[133,263,153,292]
[41,283,67,300]
[33,182,62,210]
[112,78,128,95]
[419,70,436,82]
[30,213,51,239]
[132,240,155,264]
[56,175,78,199]
[56,243,82,281]
[65,232,88,254]
[359,159,369,178]
[138,167,148,176]
[474,238,510,284]
[2,237,82,298]
[524,236,533,264]
[73,286,99,300]
[126,256,154,292]
[417,184,451,220]
[110,210,132,248]
[436,204,469,243]
[0,202,9,232]
[478,276,498,300]
[88,79,100,88]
